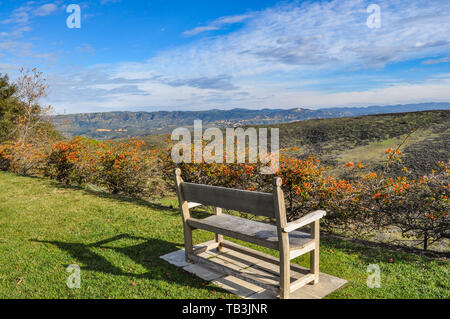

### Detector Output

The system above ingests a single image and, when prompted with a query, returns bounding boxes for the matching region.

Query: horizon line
[53,101,450,116]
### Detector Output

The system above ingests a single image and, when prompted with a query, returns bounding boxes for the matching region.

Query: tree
[14,67,54,144]
[0,73,19,142]
[0,69,60,175]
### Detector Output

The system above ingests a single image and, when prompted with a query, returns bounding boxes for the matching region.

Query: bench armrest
[188,202,202,209]
[282,210,326,233]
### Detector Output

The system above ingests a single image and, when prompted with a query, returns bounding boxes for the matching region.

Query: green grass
[328,127,439,175]
[0,171,448,299]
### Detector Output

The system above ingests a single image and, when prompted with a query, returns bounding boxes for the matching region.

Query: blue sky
[1,0,450,114]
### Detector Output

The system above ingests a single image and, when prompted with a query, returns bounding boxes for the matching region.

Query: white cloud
[183,14,252,36]
[173,1,448,77]
[100,0,121,5]
[255,77,450,109]
[45,65,450,114]
[182,26,221,37]
[34,3,58,16]
[1,4,32,24]
[422,56,450,65]
[1,2,61,24]
[76,43,96,56]
[0,2,64,61]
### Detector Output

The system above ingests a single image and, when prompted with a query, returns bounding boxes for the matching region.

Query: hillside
[53,108,450,177]
[274,110,450,175]
[137,110,450,177]
[53,103,450,139]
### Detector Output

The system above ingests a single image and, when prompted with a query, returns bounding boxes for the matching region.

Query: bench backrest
[175,168,287,223]
[181,182,276,218]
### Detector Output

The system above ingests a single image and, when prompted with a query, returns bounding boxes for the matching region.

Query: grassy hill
[274,110,450,176]
[0,171,448,298]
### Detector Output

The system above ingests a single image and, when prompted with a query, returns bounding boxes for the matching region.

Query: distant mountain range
[53,102,450,139]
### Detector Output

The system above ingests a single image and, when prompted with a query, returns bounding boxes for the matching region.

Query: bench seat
[188,214,313,251]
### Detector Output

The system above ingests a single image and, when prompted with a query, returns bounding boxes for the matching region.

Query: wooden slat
[310,219,320,284]
[283,210,326,233]
[289,240,315,259]
[188,216,278,250]
[214,207,223,247]
[187,253,279,293]
[181,182,275,218]
[175,168,194,261]
[272,176,290,299]
[289,274,316,293]
[187,214,312,250]
[192,241,220,255]
[188,241,316,296]
[188,202,202,209]
[221,240,310,276]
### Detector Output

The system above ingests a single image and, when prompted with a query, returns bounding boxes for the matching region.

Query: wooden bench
[174,168,326,299]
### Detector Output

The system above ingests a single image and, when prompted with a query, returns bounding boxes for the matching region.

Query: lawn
[0,171,448,299]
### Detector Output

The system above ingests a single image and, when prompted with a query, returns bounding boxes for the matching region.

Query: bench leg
[214,207,224,251]
[215,234,223,251]
[183,223,194,263]
[279,232,290,299]
[310,248,319,284]
[310,220,320,284]
[280,255,290,299]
